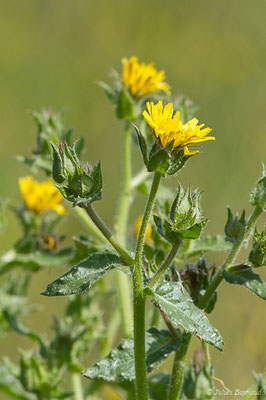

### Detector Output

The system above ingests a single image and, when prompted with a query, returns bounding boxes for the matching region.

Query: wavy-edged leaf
[42,250,123,296]
[223,265,266,300]
[83,327,181,382]
[153,281,224,351]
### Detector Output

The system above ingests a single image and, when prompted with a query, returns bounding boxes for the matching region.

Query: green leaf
[153,281,224,351]
[51,142,65,183]
[0,360,36,400]
[181,235,232,259]
[134,125,148,166]
[223,265,266,299]
[0,247,73,274]
[148,373,170,400]
[116,89,134,120]
[3,311,45,349]
[83,327,181,382]
[147,148,170,174]
[97,81,116,102]
[42,250,123,296]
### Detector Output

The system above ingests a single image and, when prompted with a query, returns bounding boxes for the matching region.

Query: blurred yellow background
[0,1,265,398]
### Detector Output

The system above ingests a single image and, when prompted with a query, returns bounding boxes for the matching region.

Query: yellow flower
[143,101,215,155]
[135,217,153,244]
[18,176,65,215]
[121,56,170,98]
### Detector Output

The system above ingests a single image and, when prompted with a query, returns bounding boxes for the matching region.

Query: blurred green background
[0,0,265,398]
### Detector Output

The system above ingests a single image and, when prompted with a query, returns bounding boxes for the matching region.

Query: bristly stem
[167,332,191,400]
[133,171,162,400]
[84,203,134,266]
[73,206,106,243]
[148,238,182,288]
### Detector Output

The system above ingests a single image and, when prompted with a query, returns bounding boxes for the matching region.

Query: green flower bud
[224,208,246,243]
[183,353,214,400]
[135,125,189,176]
[248,228,266,268]
[51,142,102,207]
[154,185,207,244]
[250,165,266,210]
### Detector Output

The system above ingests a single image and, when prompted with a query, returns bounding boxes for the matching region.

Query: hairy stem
[168,332,191,400]
[148,238,182,288]
[73,206,106,243]
[84,203,134,265]
[133,171,162,400]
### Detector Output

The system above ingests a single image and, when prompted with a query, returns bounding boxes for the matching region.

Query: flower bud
[224,208,246,243]
[51,142,102,207]
[154,185,207,244]
[183,351,214,400]
[250,165,266,210]
[248,228,266,268]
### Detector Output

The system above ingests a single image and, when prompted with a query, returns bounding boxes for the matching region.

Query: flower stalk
[84,203,134,266]
[167,332,191,400]
[148,238,182,288]
[133,171,162,400]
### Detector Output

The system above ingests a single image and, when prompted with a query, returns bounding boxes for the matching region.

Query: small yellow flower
[143,101,215,155]
[121,56,170,98]
[135,217,153,244]
[18,176,65,215]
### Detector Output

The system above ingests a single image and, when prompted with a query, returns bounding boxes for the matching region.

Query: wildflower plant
[0,56,265,400]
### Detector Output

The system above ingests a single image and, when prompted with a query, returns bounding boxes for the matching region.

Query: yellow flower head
[122,56,170,98]
[135,216,153,244]
[18,176,65,215]
[143,101,215,155]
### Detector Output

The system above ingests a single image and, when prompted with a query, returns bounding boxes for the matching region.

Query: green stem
[133,171,162,400]
[116,122,132,243]
[84,203,134,265]
[161,310,180,340]
[114,122,133,338]
[150,306,161,328]
[148,239,182,288]
[100,307,120,356]
[115,269,132,338]
[167,332,191,400]
[72,206,106,243]
[71,372,84,400]
[202,341,211,368]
